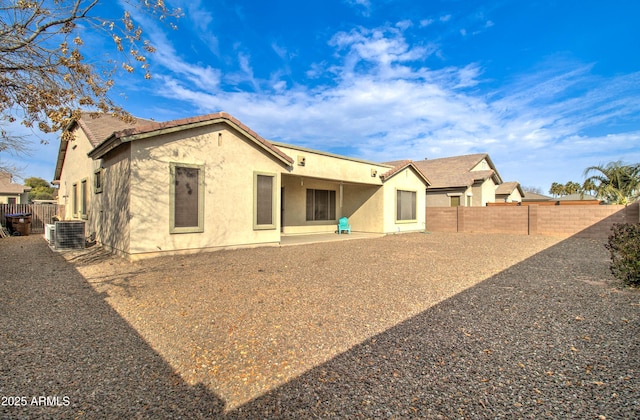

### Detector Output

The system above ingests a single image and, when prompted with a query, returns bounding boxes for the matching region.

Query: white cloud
[396,20,413,31]
[130,20,640,191]
[116,0,222,90]
[344,0,372,16]
[271,42,291,61]
[236,53,260,91]
[419,18,434,27]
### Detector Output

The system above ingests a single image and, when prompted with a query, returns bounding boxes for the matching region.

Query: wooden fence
[0,203,59,234]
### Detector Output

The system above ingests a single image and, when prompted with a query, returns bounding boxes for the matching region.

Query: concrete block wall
[426,202,640,239]
[462,207,529,235]
[424,207,458,232]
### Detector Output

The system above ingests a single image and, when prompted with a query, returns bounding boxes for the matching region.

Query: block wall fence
[425,202,640,239]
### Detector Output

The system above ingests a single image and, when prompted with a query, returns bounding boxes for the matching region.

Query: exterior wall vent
[54,221,86,250]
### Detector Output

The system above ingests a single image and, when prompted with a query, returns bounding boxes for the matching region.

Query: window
[466,195,472,207]
[80,178,88,219]
[72,182,78,216]
[8,197,16,205]
[306,189,336,221]
[450,196,461,207]
[254,172,276,229]
[170,163,204,233]
[94,169,103,194]
[396,189,417,221]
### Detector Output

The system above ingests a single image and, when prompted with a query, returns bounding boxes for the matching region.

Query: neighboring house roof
[522,191,552,201]
[496,181,525,197]
[87,112,294,167]
[0,172,30,194]
[408,153,503,189]
[54,113,154,182]
[380,160,431,186]
[557,193,598,201]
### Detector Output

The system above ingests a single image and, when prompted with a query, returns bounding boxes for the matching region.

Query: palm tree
[564,181,581,195]
[583,161,640,204]
[549,182,565,197]
[581,178,597,198]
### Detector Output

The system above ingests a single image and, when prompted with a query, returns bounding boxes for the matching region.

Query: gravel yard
[1,232,638,418]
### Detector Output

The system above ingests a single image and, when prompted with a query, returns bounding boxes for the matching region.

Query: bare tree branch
[0,0,181,157]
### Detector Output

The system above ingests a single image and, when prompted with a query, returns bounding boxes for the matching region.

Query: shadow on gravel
[229,237,639,419]
[2,233,638,418]
[0,236,225,418]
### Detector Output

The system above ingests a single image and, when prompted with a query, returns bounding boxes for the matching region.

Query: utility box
[54,221,85,249]
[44,224,56,245]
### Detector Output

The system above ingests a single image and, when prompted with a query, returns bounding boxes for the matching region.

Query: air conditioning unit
[54,221,85,250]
[44,224,56,245]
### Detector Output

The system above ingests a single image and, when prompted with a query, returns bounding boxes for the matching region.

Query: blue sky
[7,0,640,193]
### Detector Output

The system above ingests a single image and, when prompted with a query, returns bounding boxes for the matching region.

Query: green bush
[605,223,640,287]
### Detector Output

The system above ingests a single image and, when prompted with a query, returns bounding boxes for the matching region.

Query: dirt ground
[1,232,638,418]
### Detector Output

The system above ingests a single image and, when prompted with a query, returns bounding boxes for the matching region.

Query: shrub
[605,223,640,287]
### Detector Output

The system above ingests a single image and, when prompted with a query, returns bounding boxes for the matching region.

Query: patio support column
[339,183,343,209]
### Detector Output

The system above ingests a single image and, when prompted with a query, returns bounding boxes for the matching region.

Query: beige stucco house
[408,154,502,207]
[54,112,430,260]
[495,181,524,203]
[402,153,522,207]
[0,172,30,204]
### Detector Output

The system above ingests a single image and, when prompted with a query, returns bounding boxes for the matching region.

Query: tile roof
[380,160,431,186]
[54,112,153,181]
[75,112,154,147]
[495,181,519,195]
[89,112,294,165]
[409,153,502,188]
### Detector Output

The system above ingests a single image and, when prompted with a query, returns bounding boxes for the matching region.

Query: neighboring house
[495,181,525,203]
[54,112,430,260]
[522,191,552,203]
[0,172,30,204]
[409,154,506,207]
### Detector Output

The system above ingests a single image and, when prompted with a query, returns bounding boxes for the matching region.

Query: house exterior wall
[381,169,426,233]
[0,173,29,203]
[125,123,285,258]
[97,145,132,255]
[276,144,388,185]
[0,193,26,204]
[478,178,497,206]
[496,189,523,203]
[471,158,489,172]
[57,127,101,221]
[343,183,385,233]
[426,188,467,207]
